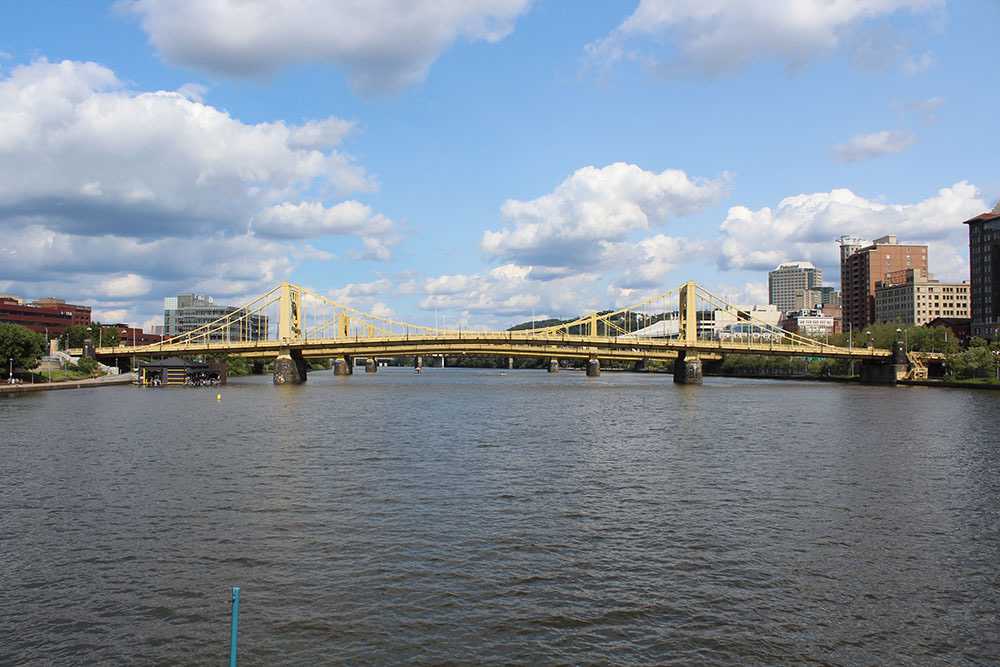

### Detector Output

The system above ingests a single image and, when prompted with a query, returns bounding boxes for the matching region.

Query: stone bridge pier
[586,358,600,377]
[548,358,559,373]
[333,356,353,375]
[365,358,378,373]
[273,349,307,384]
[673,352,703,385]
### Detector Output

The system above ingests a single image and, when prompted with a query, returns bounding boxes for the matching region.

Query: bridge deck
[93,332,892,361]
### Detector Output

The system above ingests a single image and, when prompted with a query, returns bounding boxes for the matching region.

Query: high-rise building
[840,234,928,330]
[768,262,823,313]
[874,268,969,326]
[792,286,841,311]
[963,204,1000,339]
[163,293,269,341]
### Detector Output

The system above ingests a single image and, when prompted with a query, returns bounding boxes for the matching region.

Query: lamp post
[8,357,13,383]
[848,322,854,377]
[866,329,873,349]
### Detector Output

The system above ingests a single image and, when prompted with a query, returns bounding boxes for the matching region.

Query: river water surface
[2,369,998,665]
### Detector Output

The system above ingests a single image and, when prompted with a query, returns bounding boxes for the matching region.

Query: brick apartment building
[114,324,163,346]
[839,234,928,330]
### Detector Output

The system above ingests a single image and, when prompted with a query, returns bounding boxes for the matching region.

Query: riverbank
[0,373,135,395]
[702,370,1000,389]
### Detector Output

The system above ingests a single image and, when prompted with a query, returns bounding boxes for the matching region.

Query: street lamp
[896,327,907,354]
[8,357,13,383]
[866,329,873,349]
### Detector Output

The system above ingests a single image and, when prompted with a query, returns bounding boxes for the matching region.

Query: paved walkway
[0,373,135,394]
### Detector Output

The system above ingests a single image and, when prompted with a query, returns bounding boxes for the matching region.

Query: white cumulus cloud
[122,0,533,92]
[719,182,986,281]
[587,0,941,77]
[0,59,378,239]
[834,130,915,162]
[0,58,396,326]
[254,201,394,240]
[481,162,726,268]
[98,273,153,298]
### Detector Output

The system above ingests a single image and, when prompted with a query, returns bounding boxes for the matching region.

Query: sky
[1,0,998,331]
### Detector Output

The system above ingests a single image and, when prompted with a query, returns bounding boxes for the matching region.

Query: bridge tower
[278,281,302,340]
[274,282,307,384]
[674,281,703,384]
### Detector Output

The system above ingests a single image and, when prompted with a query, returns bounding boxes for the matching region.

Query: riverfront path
[0,373,135,395]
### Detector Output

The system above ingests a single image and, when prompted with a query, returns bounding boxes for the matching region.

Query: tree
[90,322,120,347]
[64,324,91,348]
[74,356,100,376]
[0,323,46,375]
[62,323,120,348]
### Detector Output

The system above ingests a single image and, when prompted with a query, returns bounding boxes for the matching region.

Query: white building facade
[874,269,970,326]
[769,262,823,314]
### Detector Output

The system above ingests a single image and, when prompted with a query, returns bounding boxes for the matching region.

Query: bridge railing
[117,280,885,360]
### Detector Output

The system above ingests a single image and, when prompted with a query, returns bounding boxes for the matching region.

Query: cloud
[718,182,986,281]
[98,273,153,298]
[93,309,130,324]
[0,59,379,240]
[175,82,208,102]
[122,0,532,93]
[603,234,705,289]
[288,118,356,150]
[0,222,331,329]
[254,201,393,238]
[904,96,944,122]
[419,264,595,321]
[0,58,396,326]
[903,50,934,74]
[587,0,941,77]
[834,130,915,162]
[328,278,393,305]
[481,162,726,268]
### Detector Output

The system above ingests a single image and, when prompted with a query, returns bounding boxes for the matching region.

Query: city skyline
[1,1,998,331]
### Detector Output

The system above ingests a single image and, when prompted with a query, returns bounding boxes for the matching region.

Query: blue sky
[1,1,997,329]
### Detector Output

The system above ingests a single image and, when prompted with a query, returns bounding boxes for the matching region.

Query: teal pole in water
[229,587,240,667]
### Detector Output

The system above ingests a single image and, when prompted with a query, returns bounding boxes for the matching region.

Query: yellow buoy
[216,393,221,401]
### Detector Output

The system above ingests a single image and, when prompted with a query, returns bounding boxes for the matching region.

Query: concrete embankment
[0,374,135,395]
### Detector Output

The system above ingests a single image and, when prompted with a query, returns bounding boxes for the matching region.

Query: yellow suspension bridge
[93,281,915,385]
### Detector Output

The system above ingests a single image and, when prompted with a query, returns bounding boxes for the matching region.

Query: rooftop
[962,203,1000,225]
[773,261,817,270]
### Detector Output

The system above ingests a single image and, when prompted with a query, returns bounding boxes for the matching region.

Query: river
[2,369,998,665]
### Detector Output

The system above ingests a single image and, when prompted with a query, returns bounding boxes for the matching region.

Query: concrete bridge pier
[440,355,446,368]
[273,349,307,385]
[860,341,908,385]
[673,353,703,385]
[334,356,353,375]
[415,355,423,370]
[548,358,559,373]
[586,358,601,377]
[507,357,514,370]
[365,358,378,373]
